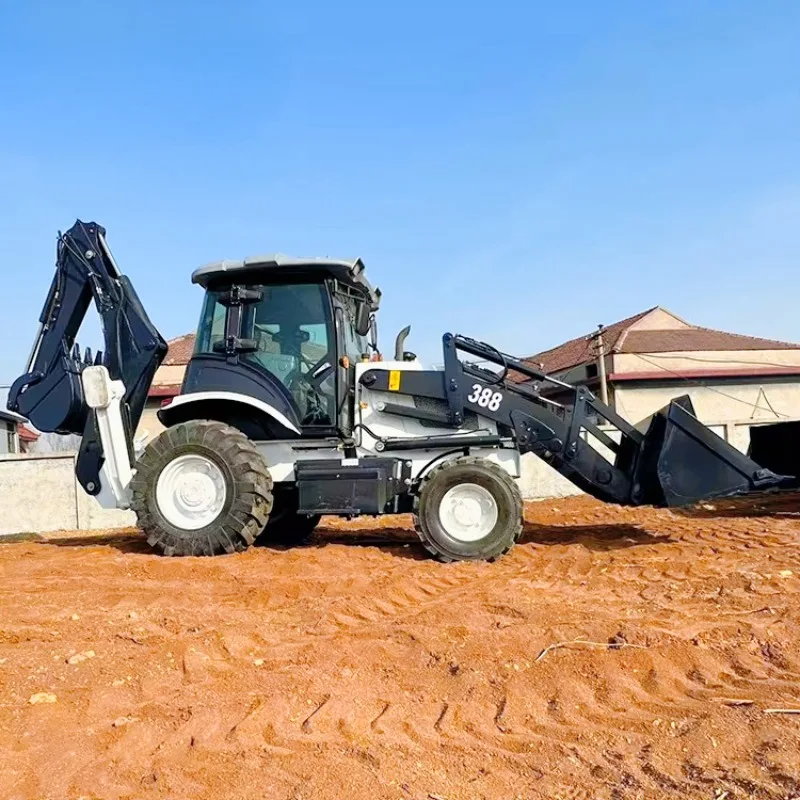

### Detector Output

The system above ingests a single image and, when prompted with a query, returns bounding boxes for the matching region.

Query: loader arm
[360,334,791,507]
[7,220,167,496]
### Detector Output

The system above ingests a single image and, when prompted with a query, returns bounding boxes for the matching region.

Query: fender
[158,391,302,436]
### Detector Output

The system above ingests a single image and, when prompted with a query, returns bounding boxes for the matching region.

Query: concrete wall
[154,364,188,385]
[0,453,135,537]
[0,448,580,536]
[0,420,15,454]
[518,453,582,499]
[614,349,800,374]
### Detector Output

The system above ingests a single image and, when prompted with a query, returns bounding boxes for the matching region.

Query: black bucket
[634,395,790,507]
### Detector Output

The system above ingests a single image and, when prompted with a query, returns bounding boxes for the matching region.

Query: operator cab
[164,254,380,440]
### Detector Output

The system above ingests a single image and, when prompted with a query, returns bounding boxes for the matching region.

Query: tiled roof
[17,424,39,442]
[511,308,800,381]
[163,334,196,366]
[509,308,655,381]
[619,328,800,354]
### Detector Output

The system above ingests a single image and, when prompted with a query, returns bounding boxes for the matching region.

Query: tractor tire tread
[131,419,273,557]
[413,456,523,562]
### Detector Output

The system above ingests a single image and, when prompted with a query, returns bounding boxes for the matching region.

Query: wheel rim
[155,454,227,531]
[438,483,498,542]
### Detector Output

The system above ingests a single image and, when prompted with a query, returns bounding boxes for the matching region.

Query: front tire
[131,420,273,556]
[414,456,522,562]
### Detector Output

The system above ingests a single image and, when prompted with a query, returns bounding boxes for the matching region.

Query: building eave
[610,366,800,383]
[148,384,183,398]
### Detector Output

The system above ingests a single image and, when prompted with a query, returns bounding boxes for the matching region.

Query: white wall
[0,453,135,537]
[613,377,800,427]
[518,454,582,499]
[0,451,584,536]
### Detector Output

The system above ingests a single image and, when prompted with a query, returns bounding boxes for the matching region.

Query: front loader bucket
[635,395,790,507]
[749,421,800,489]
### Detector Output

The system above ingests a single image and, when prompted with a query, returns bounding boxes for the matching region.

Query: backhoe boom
[7,221,167,495]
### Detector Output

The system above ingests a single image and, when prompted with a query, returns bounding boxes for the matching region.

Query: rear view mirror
[355,302,371,336]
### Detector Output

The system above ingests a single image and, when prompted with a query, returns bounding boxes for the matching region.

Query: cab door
[332,290,370,438]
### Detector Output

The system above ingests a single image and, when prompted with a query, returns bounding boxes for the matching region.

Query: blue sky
[1,0,799,393]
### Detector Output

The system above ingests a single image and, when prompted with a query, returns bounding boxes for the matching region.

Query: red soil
[1,494,799,799]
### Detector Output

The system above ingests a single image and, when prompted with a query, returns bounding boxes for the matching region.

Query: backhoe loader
[7,221,793,560]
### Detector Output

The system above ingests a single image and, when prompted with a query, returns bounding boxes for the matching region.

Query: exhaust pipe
[394,325,411,361]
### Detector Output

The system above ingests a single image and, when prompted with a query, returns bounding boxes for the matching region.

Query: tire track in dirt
[327,568,477,628]
[3,495,800,800]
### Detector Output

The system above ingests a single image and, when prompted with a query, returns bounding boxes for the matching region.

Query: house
[0,409,39,454]
[512,307,800,452]
[138,334,195,440]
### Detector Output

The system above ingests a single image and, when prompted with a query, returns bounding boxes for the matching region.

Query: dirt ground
[1,495,800,800]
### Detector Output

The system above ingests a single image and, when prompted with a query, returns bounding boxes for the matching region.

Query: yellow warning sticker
[388,370,401,391]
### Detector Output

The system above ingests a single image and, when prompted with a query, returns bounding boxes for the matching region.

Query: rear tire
[414,456,522,562]
[131,420,273,556]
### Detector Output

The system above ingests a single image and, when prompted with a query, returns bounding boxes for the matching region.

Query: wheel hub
[438,483,498,542]
[155,454,227,531]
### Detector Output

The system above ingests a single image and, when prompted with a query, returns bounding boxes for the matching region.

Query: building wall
[609,348,800,456]
[137,362,189,441]
[517,454,582,499]
[0,420,15,454]
[153,364,187,385]
[613,349,800,374]
[614,379,800,424]
[613,380,800,457]
[0,453,135,536]
[627,308,690,331]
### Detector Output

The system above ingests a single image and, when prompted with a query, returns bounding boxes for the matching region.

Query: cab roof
[191,254,380,309]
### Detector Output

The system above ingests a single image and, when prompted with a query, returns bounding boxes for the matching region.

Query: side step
[634,396,791,507]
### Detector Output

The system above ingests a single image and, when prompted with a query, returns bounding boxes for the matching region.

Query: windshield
[195,283,336,427]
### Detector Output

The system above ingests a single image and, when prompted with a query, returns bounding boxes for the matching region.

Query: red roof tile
[17,424,39,442]
[509,308,655,380]
[163,334,196,366]
[511,308,800,382]
[619,328,800,354]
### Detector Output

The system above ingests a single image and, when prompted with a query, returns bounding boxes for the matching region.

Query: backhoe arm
[7,221,167,497]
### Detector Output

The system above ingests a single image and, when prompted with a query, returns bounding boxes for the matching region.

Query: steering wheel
[286,352,334,393]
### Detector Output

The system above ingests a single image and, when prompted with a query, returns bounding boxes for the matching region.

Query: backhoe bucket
[748,421,800,488]
[635,395,790,507]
